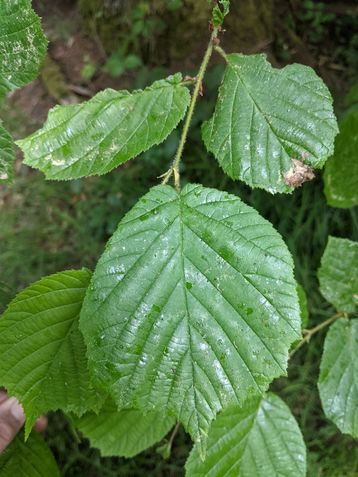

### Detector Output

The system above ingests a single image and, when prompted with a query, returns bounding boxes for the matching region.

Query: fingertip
[34,416,48,433]
[8,398,25,424]
[0,398,25,453]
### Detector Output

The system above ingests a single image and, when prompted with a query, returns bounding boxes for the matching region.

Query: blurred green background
[0,0,357,475]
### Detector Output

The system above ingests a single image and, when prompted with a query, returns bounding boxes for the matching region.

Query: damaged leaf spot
[283,158,315,188]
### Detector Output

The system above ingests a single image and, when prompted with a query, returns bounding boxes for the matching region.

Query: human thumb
[0,397,25,453]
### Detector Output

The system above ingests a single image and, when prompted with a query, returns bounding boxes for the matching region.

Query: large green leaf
[318,237,358,313]
[0,124,15,183]
[80,183,300,456]
[319,318,358,438]
[17,74,191,180]
[324,110,358,208]
[186,393,306,477]
[74,398,175,458]
[202,54,338,193]
[0,269,103,437]
[0,431,60,477]
[0,0,48,97]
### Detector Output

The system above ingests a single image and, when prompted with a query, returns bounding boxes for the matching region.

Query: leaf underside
[202,53,338,193]
[318,236,358,313]
[0,431,60,477]
[324,110,358,208]
[319,319,358,438]
[0,0,48,98]
[186,393,306,477]
[74,398,175,458]
[0,124,15,183]
[17,74,191,180]
[80,183,300,456]
[0,269,103,437]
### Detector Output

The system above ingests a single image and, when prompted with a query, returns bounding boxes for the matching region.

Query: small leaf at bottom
[74,398,175,458]
[185,393,306,477]
[0,431,60,477]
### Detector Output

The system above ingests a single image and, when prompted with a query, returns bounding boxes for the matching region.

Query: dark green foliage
[0,1,357,475]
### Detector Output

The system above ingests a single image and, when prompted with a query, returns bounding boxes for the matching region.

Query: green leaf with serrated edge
[319,318,358,438]
[212,0,230,27]
[324,110,358,208]
[0,123,15,183]
[16,74,191,180]
[80,183,300,457]
[0,431,60,477]
[73,398,175,458]
[297,283,309,330]
[0,0,48,98]
[0,269,104,438]
[185,393,306,477]
[202,54,338,193]
[318,237,358,313]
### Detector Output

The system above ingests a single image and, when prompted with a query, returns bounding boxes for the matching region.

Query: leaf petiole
[161,26,220,190]
[214,44,229,62]
[290,312,345,358]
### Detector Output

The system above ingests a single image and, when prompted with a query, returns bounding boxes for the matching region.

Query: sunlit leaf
[17,74,191,180]
[203,54,338,193]
[80,183,300,456]
[0,0,47,97]
[186,393,306,477]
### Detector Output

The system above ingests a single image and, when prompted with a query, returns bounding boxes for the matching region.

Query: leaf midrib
[178,193,201,447]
